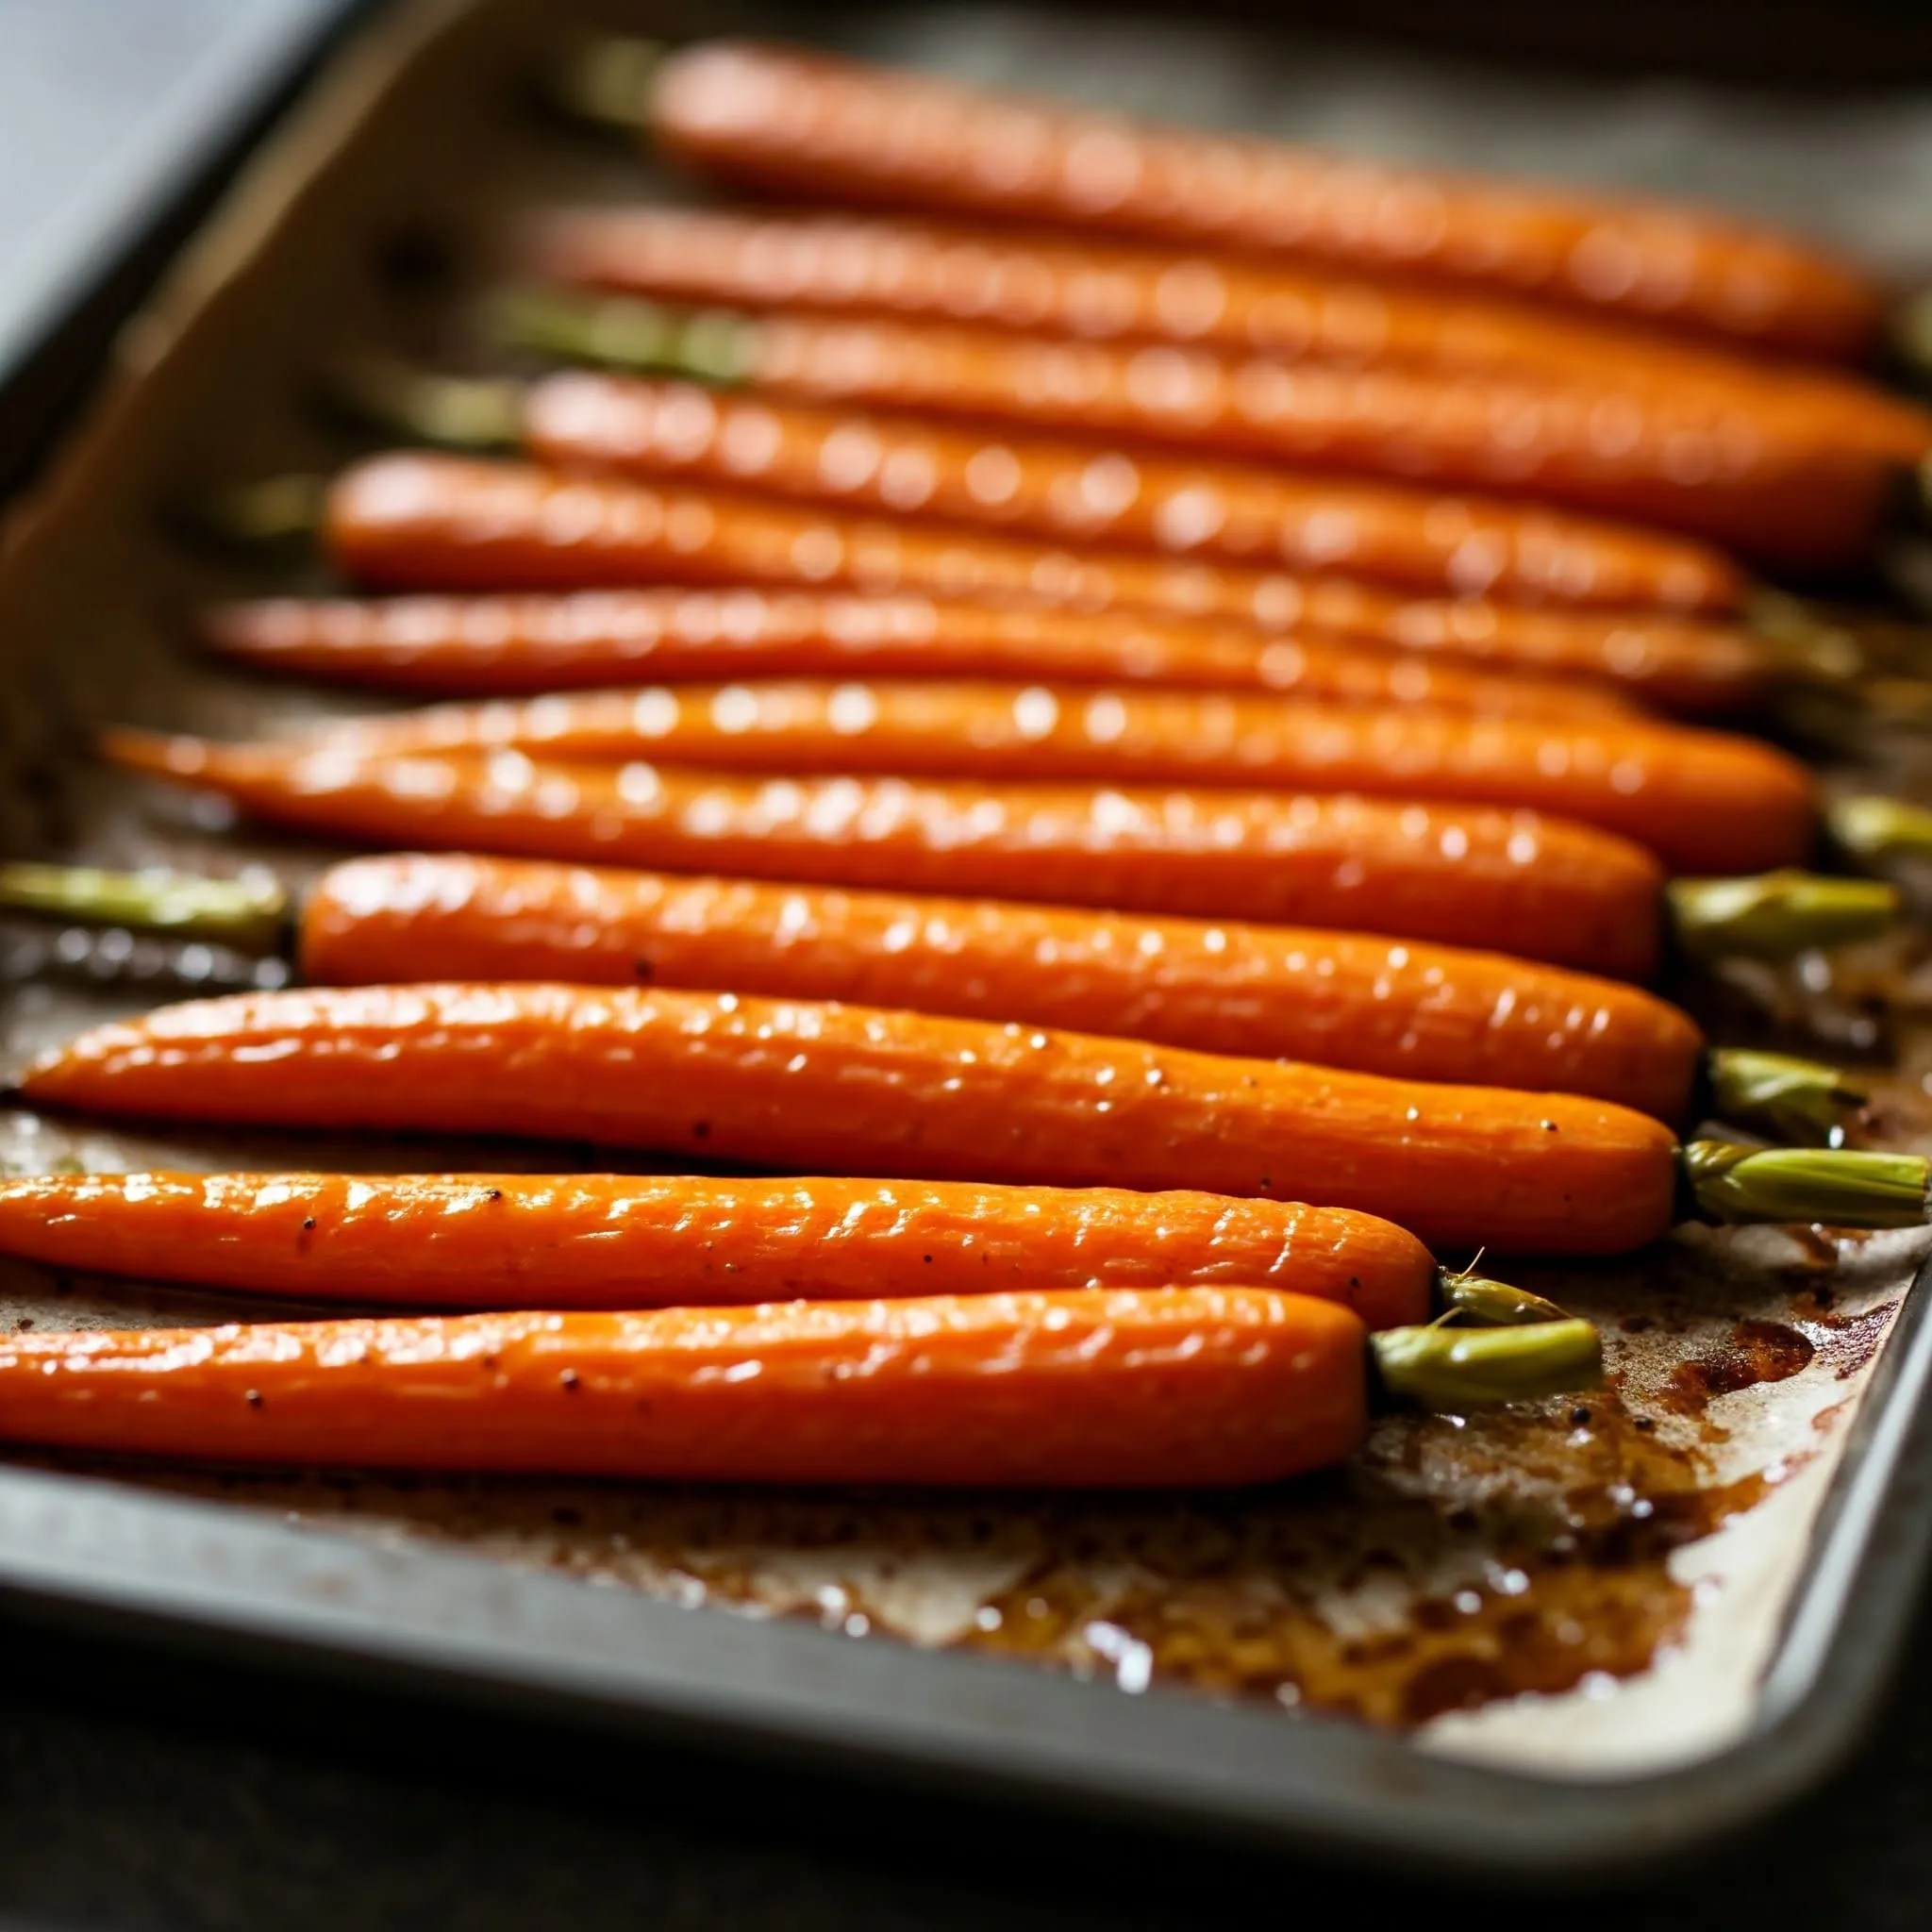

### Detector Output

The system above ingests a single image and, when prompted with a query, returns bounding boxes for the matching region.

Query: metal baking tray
[4,0,1932,1885]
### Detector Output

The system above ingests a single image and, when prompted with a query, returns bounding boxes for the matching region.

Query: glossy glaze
[708,306,1894,564]
[204,586,1640,719]
[517,364,1759,625]
[107,733,1669,975]
[19,982,1682,1254]
[530,207,1922,470]
[0,1289,1369,1486]
[324,677,1815,873]
[652,42,1881,359]
[324,454,1769,708]
[303,852,1703,1116]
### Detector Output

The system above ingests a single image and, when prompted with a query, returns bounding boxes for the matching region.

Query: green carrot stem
[1824,794,1932,863]
[325,359,524,452]
[1681,1140,1931,1229]
[1434,1268,1569,1325]
[1701,1048,1867,1145]
[1369,1318,1602,1411]
[484,286,758,387]
[184,474,327,551]
[546,33,666,135]
[0,863,291,955]
[1667,870,1899,964]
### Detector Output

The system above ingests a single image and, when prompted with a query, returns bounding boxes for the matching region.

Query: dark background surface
[2,2,1931,1924]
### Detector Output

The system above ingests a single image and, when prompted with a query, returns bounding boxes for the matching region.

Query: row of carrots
[5,34,1932,1491]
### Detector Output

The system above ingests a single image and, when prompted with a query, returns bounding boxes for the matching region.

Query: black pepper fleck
[633,958,655,979]
[487,1188,504,1202]
[244,1390,264,1408]
[559,1369,581,1391]
[691,1122,710,1140]
[1634,1415,1657,1433]
[1570,1406,1592,1425]
[1541,1121,1557,1133]
[301,1217,316,1231]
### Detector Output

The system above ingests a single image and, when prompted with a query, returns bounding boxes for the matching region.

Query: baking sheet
[2,0,1931,1789]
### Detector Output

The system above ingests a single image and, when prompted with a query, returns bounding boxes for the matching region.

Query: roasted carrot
[2,851,1861,1133]
[202,589,1636,721]
[306,454,1771,714]
[20,983,1927,1255]
[0,1288,1606,1485]
[309,677,1817,874]
[358,355,1755,619]
[101,733,1896,979]
[525,208,1929,465]
[618,39,1883,361]
[0,1170,1445,1325]
[99,730,1669,974]
[493,290,1906,567]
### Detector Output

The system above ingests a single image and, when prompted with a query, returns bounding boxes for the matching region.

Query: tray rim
[1,0,1930,1886]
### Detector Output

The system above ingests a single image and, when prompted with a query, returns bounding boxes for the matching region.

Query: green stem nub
[546,33,665,135]
[1667,870,1900,964]
[485,287,759,388]
[1370,1319,1603,1412]
[0,863,291,955]
[1435,1268,1570,1325]
[183,474,327,551]
[1703,1048,1867,1145]
[1746,591,1867,684]
[325,358,524,452]
[1683,1139,1931,1230]
[1825,794,1932,864]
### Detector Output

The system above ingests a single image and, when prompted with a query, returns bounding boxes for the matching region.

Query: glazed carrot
[369,355,1756,618]
[202,589,1637,721]
[625,40,1882,361]
[0,851,1865,1133]
[0,1288,1597,1485]
[312,455,1771,714]
[496,291,1904,566]
[21,983,1927,1254]
[313,677,1817,874]
[100,730,1674,975]
[526,208,1928,464]
[0,1171,1438,1325]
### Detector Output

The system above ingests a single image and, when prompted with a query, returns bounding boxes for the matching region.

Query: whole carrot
[292,454,1771,714]
[101,733,1896,980]
[0,1288,1603,1486]
[607,38,1883,361]
[525,208,1928,463]
[202,588,1636,721]
[492,290,1904,566]
[355,354,1754,619]
[0,1170,1464,1326]
[20,983,1927,1255]
[0,851,1857,1133]
[310,676,1817,874]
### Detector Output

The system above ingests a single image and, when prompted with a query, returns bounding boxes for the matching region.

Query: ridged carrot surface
[320,678,1815,874]
[324,456,1770,714]
[304,853,1704,1118]
[528,208,1927,465]
[107,733,1669,977]
[517,365,1753,616]
[18,982,1682,1255]
[203,589,1635,721]
[0,1289,1369,1487]
[595,304,1900,565]
[0,1171,1431,1326]
[648,41,1882,360]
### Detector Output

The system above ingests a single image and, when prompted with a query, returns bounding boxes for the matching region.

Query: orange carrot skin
[20,982,1683,1257]
[203,590,1634,721]
[0,1171,1430,1326]
[529,208,1926,466]
[521,367,1753,618]
[304,853,1703,1119]
[649,42,1881,361]
[108,733,1668,978]
[0,1289,1368,1487]
[323,456,1769,716]
[709,309,1894,566]
[324,678,1815,874]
